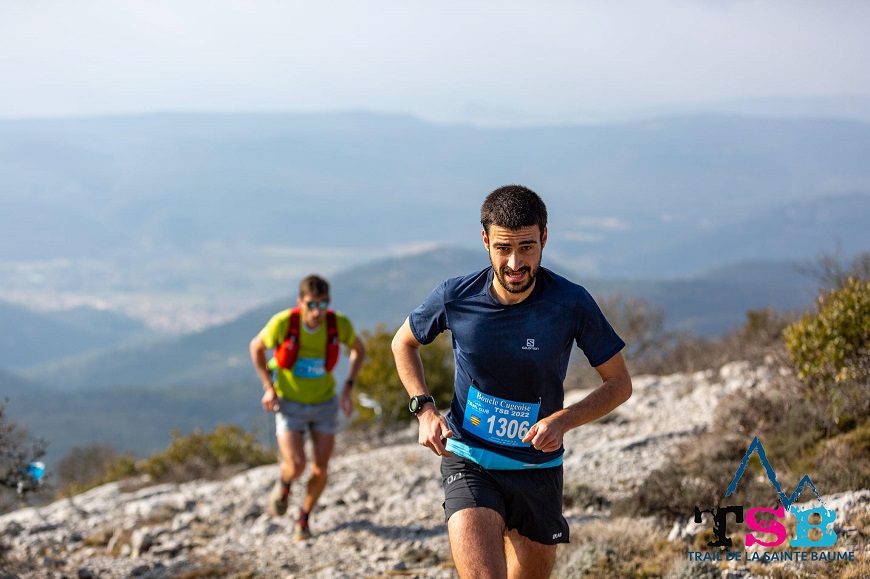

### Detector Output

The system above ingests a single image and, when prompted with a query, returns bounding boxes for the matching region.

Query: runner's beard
[492,262,537,294]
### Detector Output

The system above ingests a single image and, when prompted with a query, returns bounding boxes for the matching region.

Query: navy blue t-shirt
[409,266,625,465]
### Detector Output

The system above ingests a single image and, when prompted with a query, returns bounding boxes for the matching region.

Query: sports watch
[408,394,436,415]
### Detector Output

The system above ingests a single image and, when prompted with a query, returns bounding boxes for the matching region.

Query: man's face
[482,224,547,295]
[297,293,330,327]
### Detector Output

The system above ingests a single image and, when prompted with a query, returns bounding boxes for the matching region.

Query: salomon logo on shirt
[522,339,539,351]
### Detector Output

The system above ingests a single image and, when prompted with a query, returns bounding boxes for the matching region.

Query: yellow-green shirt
[259,310,356,404]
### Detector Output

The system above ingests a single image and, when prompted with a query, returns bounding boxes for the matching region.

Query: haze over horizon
[1,1,868,332]
[2,1,870,125]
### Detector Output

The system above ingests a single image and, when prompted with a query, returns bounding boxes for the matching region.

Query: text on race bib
[462,385,540,448]
[292,357,326,378]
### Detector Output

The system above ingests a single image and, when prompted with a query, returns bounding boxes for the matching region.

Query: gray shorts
[275,396,339,435]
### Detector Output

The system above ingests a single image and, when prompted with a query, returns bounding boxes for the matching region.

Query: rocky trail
[1,362,866,578]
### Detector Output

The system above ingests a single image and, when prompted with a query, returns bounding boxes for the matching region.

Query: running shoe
[267,480,289,516]
[294,514,311,541]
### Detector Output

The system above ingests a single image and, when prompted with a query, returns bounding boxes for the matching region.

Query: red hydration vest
[274,308,340,372]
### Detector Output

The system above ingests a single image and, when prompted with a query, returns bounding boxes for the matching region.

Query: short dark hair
[299,274,330,298]
[480,185,548,236]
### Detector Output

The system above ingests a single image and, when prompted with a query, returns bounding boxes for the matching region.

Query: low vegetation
[610,255,868,578]
[12,253,866,577]
[353,326,455,425]
[556,517,685,578]
[0,402,46,513]
[56,425,275,497]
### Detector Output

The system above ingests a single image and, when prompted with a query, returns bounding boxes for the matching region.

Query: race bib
[292,357,326,378]
[462,385,540,447]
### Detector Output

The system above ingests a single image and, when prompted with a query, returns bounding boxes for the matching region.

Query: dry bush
[562,482,610,511]
[0,401,46,514]
[60,424,275,496]
[802,423,870,493]
[56,443,122,497]
[633,307,795,377]
[556,517,684,578]
[797,250,870,291]
[615,385,834,524]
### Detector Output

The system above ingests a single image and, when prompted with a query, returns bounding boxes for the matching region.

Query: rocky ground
[1,362,866,578]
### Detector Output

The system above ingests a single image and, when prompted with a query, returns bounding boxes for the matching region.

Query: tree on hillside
[798,249,870,290]
[0,402,46,513]
[355,325,454,425]
[597,294,667,361]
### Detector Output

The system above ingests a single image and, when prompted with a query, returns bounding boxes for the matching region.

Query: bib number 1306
[486,415,530,441]
[462,385,540,447]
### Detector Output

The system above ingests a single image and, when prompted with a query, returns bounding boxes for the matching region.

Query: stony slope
[1,362,866,578]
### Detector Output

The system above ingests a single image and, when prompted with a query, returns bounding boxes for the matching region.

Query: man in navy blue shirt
[392,185,632,578]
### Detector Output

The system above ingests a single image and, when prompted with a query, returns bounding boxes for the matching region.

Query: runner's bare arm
[392,318,454,456]
[523,351,632,452]
[346,337,366,382]
[340,337,366,416]
[249,335,279,412]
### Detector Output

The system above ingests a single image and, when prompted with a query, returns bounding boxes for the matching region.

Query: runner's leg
[448,507,508,579]
[277,431,306,482]
[302,430,335,513]
[504,528,556,579]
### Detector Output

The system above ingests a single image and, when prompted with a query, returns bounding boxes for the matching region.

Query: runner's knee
[310,462,328,479]
[281,457,306,479]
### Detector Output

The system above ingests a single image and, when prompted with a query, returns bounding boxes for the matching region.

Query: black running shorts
[441,454,570,545]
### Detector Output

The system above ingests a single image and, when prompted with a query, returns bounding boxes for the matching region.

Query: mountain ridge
[2,111,868,277]
[14,249,820,391]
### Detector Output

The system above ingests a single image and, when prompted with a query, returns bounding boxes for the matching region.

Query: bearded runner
[392,185,632,579]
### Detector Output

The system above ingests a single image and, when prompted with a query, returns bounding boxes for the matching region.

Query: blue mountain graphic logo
[724,436,826,510]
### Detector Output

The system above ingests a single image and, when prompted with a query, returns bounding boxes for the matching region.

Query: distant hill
[16,249,489,391]
[600,260,819,334]
[1,250,823,465]
[0,301,152,370]
[2,378,263,465]
[0,368,34,397]
[1,112,868,278]
[616,193,870,277]
[18,249,819,391]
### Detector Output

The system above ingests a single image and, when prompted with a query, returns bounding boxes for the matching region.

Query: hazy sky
[2,0,870,124]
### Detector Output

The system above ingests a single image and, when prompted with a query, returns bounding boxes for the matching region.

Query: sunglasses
[305,300,330,311]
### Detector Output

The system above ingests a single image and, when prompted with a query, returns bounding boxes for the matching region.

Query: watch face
[410,395,433,414]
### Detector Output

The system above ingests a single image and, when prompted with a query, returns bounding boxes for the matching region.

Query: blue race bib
[293,357,326,378]
[462,385,540,447]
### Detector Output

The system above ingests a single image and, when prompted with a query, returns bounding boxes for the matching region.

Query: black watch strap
[409,394,436,414]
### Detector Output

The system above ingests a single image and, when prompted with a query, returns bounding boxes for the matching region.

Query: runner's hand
[417,407,454,457]
[339,386,353,417]
[522,415,565,452]
[261,387,279,413]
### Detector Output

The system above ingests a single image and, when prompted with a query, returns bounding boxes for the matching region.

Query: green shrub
[58,424,275,496]
[138,424,274,482]
[355,325,454,425]
[784,277,870,387]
